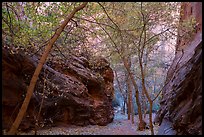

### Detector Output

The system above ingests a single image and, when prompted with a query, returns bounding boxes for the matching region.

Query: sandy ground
[17,112,158,135]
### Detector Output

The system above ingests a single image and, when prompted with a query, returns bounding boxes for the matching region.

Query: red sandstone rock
[2,47,114,132]
[155,2,202,135]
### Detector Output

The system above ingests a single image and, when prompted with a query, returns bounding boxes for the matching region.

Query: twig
[97,2,120,30]
[34,70,47,135]
[53,43,69,60]
[152,49,184,102]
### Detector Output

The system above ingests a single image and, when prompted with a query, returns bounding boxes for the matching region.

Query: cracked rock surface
[2,46,114,132]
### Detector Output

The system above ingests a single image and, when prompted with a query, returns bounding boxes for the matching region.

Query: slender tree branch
[98,2,120,30]
[152,49,184,102]
[74,16,116,30]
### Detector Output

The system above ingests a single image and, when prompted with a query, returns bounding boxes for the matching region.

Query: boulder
[2,46,114,132]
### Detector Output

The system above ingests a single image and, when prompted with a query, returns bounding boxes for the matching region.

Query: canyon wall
[155,2,202,135]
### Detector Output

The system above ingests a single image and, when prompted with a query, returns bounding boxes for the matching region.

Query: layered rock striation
[2,46,114,132]
[154,2,202,135]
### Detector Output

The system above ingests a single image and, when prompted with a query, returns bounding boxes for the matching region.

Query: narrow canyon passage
[2,2,202,135]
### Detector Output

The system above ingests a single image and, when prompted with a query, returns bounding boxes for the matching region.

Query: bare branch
[97,2,120,30]
[152,49,184,102]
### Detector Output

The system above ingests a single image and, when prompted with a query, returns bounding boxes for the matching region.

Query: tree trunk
[130,89,134,124]
[131,103,134,124]
[122,100,126,114]
[125,96,128,115]
[7,2,88,135]
[142,91,147,119]
[149,101,154,135]
[114,70,126,114]
[127,76,134,124]
[139,58,154,135]
[126,75,132,121]
[122,57,145,130]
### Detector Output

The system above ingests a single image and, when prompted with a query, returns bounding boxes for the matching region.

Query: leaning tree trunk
[7,2,88,135]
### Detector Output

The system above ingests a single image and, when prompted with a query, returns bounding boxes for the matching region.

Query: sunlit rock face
[2,47,114,131]
[155,2,202,135]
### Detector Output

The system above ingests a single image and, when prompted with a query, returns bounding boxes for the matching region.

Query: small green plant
[179,16,197,41]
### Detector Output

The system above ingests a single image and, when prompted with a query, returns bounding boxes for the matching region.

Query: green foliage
[2,2,90,61]
[2,2,191,108]
[179,16,197,40]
